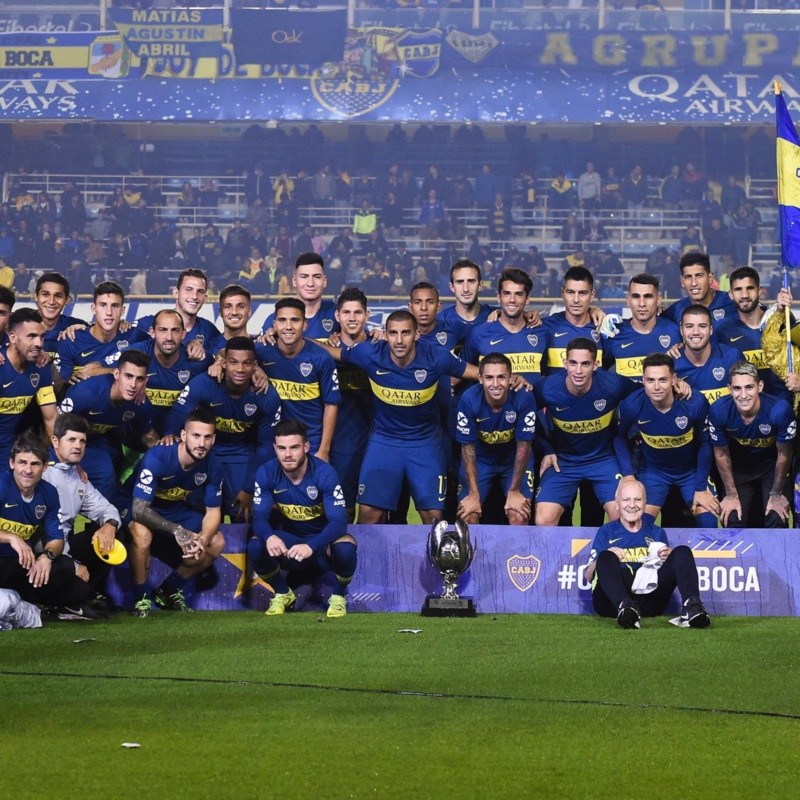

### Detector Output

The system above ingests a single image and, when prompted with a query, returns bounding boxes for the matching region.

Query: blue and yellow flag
[776,82,800,267]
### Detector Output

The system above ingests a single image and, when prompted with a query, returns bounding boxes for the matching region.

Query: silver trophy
[421,520,477,617]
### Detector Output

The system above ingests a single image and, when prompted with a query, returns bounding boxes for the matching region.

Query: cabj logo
[507,554,541,592]
[311,68,399,118]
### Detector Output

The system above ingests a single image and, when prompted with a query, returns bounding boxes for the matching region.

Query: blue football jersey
[662,291,736,325]
[673,343,740,405]
[136,313,219,348]
[603,317,681,382]
[262,299,339,341]
[540,312,603,375]
[587,518,669,575]
[57,326,149,381]
[463,320,549,384]
[0,470,61,557]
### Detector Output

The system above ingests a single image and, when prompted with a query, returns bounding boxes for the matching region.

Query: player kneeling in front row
[248,420,356,619]
[584,479,710,630]
[128,408,226,617]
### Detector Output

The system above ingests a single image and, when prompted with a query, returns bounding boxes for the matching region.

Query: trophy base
[420,595,477,617]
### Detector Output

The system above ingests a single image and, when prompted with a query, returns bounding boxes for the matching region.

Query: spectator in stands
[659,164,681,211]
[334,168,353,223]
[705,217,732,274]
[680,224,703,255]
[34,191,57,230]
[361,260,392,296]
[147,218,173,268]
[526,245,548,275]
[61,193,87,237]
[421,165,447,201]
[622,164,647,233]
[225,219,252,263]
[199,223,224,270]
[364,229,389,265]
[185,226,202,266]
[700,188,724,233]
[294,224,314,259]
[199,179,226,221]
[272,168,294,207]
[311,227,327,256]
[487,193,513,242]
[245,196,270,236]
[0,258,12,289]
[176,181,197,218]
[352,169,375,207]
[561,248,586,272]
[577,162,602,210]
[353,200,378,246]
[449,171,476,213]
[602,166,624,209]
[396,167,418,210]
[680,162,707,209]
[313,164,336,208]
[104,194,129,236]
[328,227,355,264]
[721,174,747,224]
[548,172,575,215]
[105,232,134,275]
[33,223,56,269]
[244,164,268,205]
[13,219,34,267]
[84,233,104,274]
[130,267,148,295]
[380,191,405,235]
[388,263,410,296]
[419,189,446,247]
[141,178,165,208]
[729,202,760,266]
[270,225,293,265]
[474,164,499,210]
[560,212,582,252]
[583,216,608,250]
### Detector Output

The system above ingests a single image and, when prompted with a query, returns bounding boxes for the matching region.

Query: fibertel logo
[507,554,541,592]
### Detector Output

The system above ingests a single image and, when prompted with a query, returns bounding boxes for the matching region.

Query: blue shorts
[457,455,536,503]
[127,505,208,569]
[358,435,447,512]
[83,442,119,503]
[330,449,365,510]
[640,469,715,509]
[536,455,622,507]
[249,531,336,574]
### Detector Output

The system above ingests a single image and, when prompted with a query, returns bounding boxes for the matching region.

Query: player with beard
[129,408,226,617]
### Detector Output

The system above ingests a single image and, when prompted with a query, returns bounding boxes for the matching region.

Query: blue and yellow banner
[108,8,223,60]
[776,84,800,268]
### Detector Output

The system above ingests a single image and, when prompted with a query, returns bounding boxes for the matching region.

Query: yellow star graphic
[222,552,273,598]
[32,73,42,79]
[47,37,57,45]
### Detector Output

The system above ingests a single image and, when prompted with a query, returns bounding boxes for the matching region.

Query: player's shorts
[330,448,365,510]
[83,442,120,502]
[457,454,536,503]
[639,469,716,509]
[358,434,447,512]
[214,455,253,516]
[249,531,342,574]
[536,455,622,507]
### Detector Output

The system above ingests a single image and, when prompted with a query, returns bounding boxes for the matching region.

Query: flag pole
[776,79,794,374]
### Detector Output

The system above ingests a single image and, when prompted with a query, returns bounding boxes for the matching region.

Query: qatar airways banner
[107,525,800,617]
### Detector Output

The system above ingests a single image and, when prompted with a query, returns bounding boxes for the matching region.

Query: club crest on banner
[507,554,541,592]
[445,29,499,65]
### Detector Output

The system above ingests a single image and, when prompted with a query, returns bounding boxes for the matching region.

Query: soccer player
[330,287,372,521]
[320,309,478,524]
[661,252,736,325]
[257,297,340,461]
[540,267,603,375]
[104,309,209,435]
[713,266,792,402]
[0,308,57,465]
[463,268,549,385]
[43,412,122,606]
[206,284,254,356]
[33,272,85,360]
[135,268,219,352]
[534,337,632,527]
[262,253,339,341]
[708,360,796,527]
[616,353,718,527]
[673,305,740,405]
[410,281,470,352]
[0,285,14,345]
[455,353,537,525]
[129,408,226,617]
[439,259,494,327]
[248,420,355,618]
[56,281,148,385]
[0,432,94,615]
[584,479,710,630]
[602,273,681,381]
[163,337,281,520]
[59,349,159,502]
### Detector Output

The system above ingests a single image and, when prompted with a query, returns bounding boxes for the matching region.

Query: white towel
[0,588,42,630]
[631,542,667,595]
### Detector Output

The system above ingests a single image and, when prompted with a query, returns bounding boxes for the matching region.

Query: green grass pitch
[2,612,799,800]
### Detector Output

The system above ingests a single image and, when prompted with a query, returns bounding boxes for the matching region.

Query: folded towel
[631,541,667,594]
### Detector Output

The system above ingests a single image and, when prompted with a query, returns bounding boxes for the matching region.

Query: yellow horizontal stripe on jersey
[369,379,438,407]
[733,435,776,449]
[479,429,515,445]
[146,388,182,406]
[36,385,56,406]
[0,396,33,415]
[547,347,602,369]
[271,379,321,401]
[552,409,614,434]
[742,349,769,370]
[620,547,649,562]
[700,386,730,404]
[155,487,192,502]
[504,351,543,374]
[615,355,645,378]
[640,429,694,449]
[215,417,253,434]
[0,517,36,540]
[277,502,323,522]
